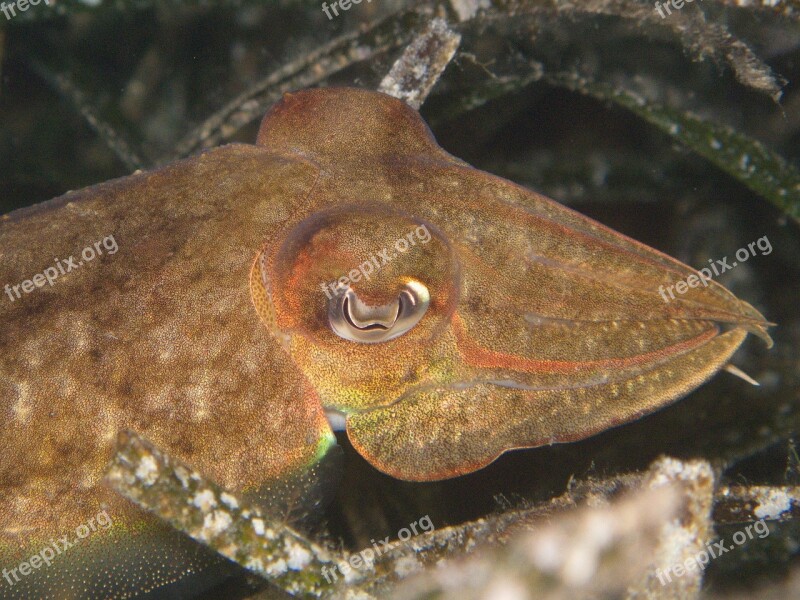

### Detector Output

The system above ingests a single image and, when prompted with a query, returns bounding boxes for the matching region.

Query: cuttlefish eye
[251,204,459,410]
[328,279,430,343]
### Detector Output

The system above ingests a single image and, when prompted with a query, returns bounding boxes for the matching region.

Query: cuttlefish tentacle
[250,87,772,482]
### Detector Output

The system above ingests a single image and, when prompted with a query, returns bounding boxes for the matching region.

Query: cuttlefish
[0,87,772,598]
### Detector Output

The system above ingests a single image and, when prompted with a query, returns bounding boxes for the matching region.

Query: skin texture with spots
[0,87,772,597]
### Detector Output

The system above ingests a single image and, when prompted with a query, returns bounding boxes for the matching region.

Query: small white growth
[659,520,697,567]
[484,577,528,600]
[245,557,266,574]
[192,489,218,512]
[528,531,563,572]
[135,455,159,486]
[583,512,615,548]
[740,153,751,171]
[754,489,792,520]
[202,510,233,538]
[344,592,375,600]
[562,543,598,586]
[393,554,422,578]
[710,138,722,150]
[265,558,288,576]
[343,561,366,584]
[285,542,313,570]
[220,492,240,510]
[527,512,612,586]
[649,457,711,488]
[449,0,490,21]
[174,466,191,489]
[251,518,265,536]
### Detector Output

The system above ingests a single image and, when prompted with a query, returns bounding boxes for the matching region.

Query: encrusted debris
[104,430,345,598]
[378,18,461,110]
[714,485,800,523]
[386,457,716,600]
[107,430,792,600]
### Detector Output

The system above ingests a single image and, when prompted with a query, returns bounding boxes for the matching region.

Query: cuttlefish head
[251,87,773,481]
[252,206,460,413]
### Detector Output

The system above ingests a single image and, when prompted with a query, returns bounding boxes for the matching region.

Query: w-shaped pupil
[329,281,430,343]
[343,294,402,331]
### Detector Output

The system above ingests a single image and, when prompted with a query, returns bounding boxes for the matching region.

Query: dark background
[1,0,798,596]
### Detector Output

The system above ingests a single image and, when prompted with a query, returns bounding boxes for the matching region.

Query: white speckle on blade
[265,558,288,576]
[286,542,313,570]
[393,555,422,577]
[754,489,792,520]
[220,492,240,509]
[201,510,232,539]
[135,455,159,486]
[252,518,265,536]
[191,489,218,512]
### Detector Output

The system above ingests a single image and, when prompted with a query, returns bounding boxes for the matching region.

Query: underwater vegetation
[0,1,799,598]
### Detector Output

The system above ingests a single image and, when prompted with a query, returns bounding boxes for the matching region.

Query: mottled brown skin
[0,148,333,596]
[0,87,771,597]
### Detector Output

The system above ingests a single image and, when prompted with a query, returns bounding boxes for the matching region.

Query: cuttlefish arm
[251,87,773,481]
[0,147,335,595]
